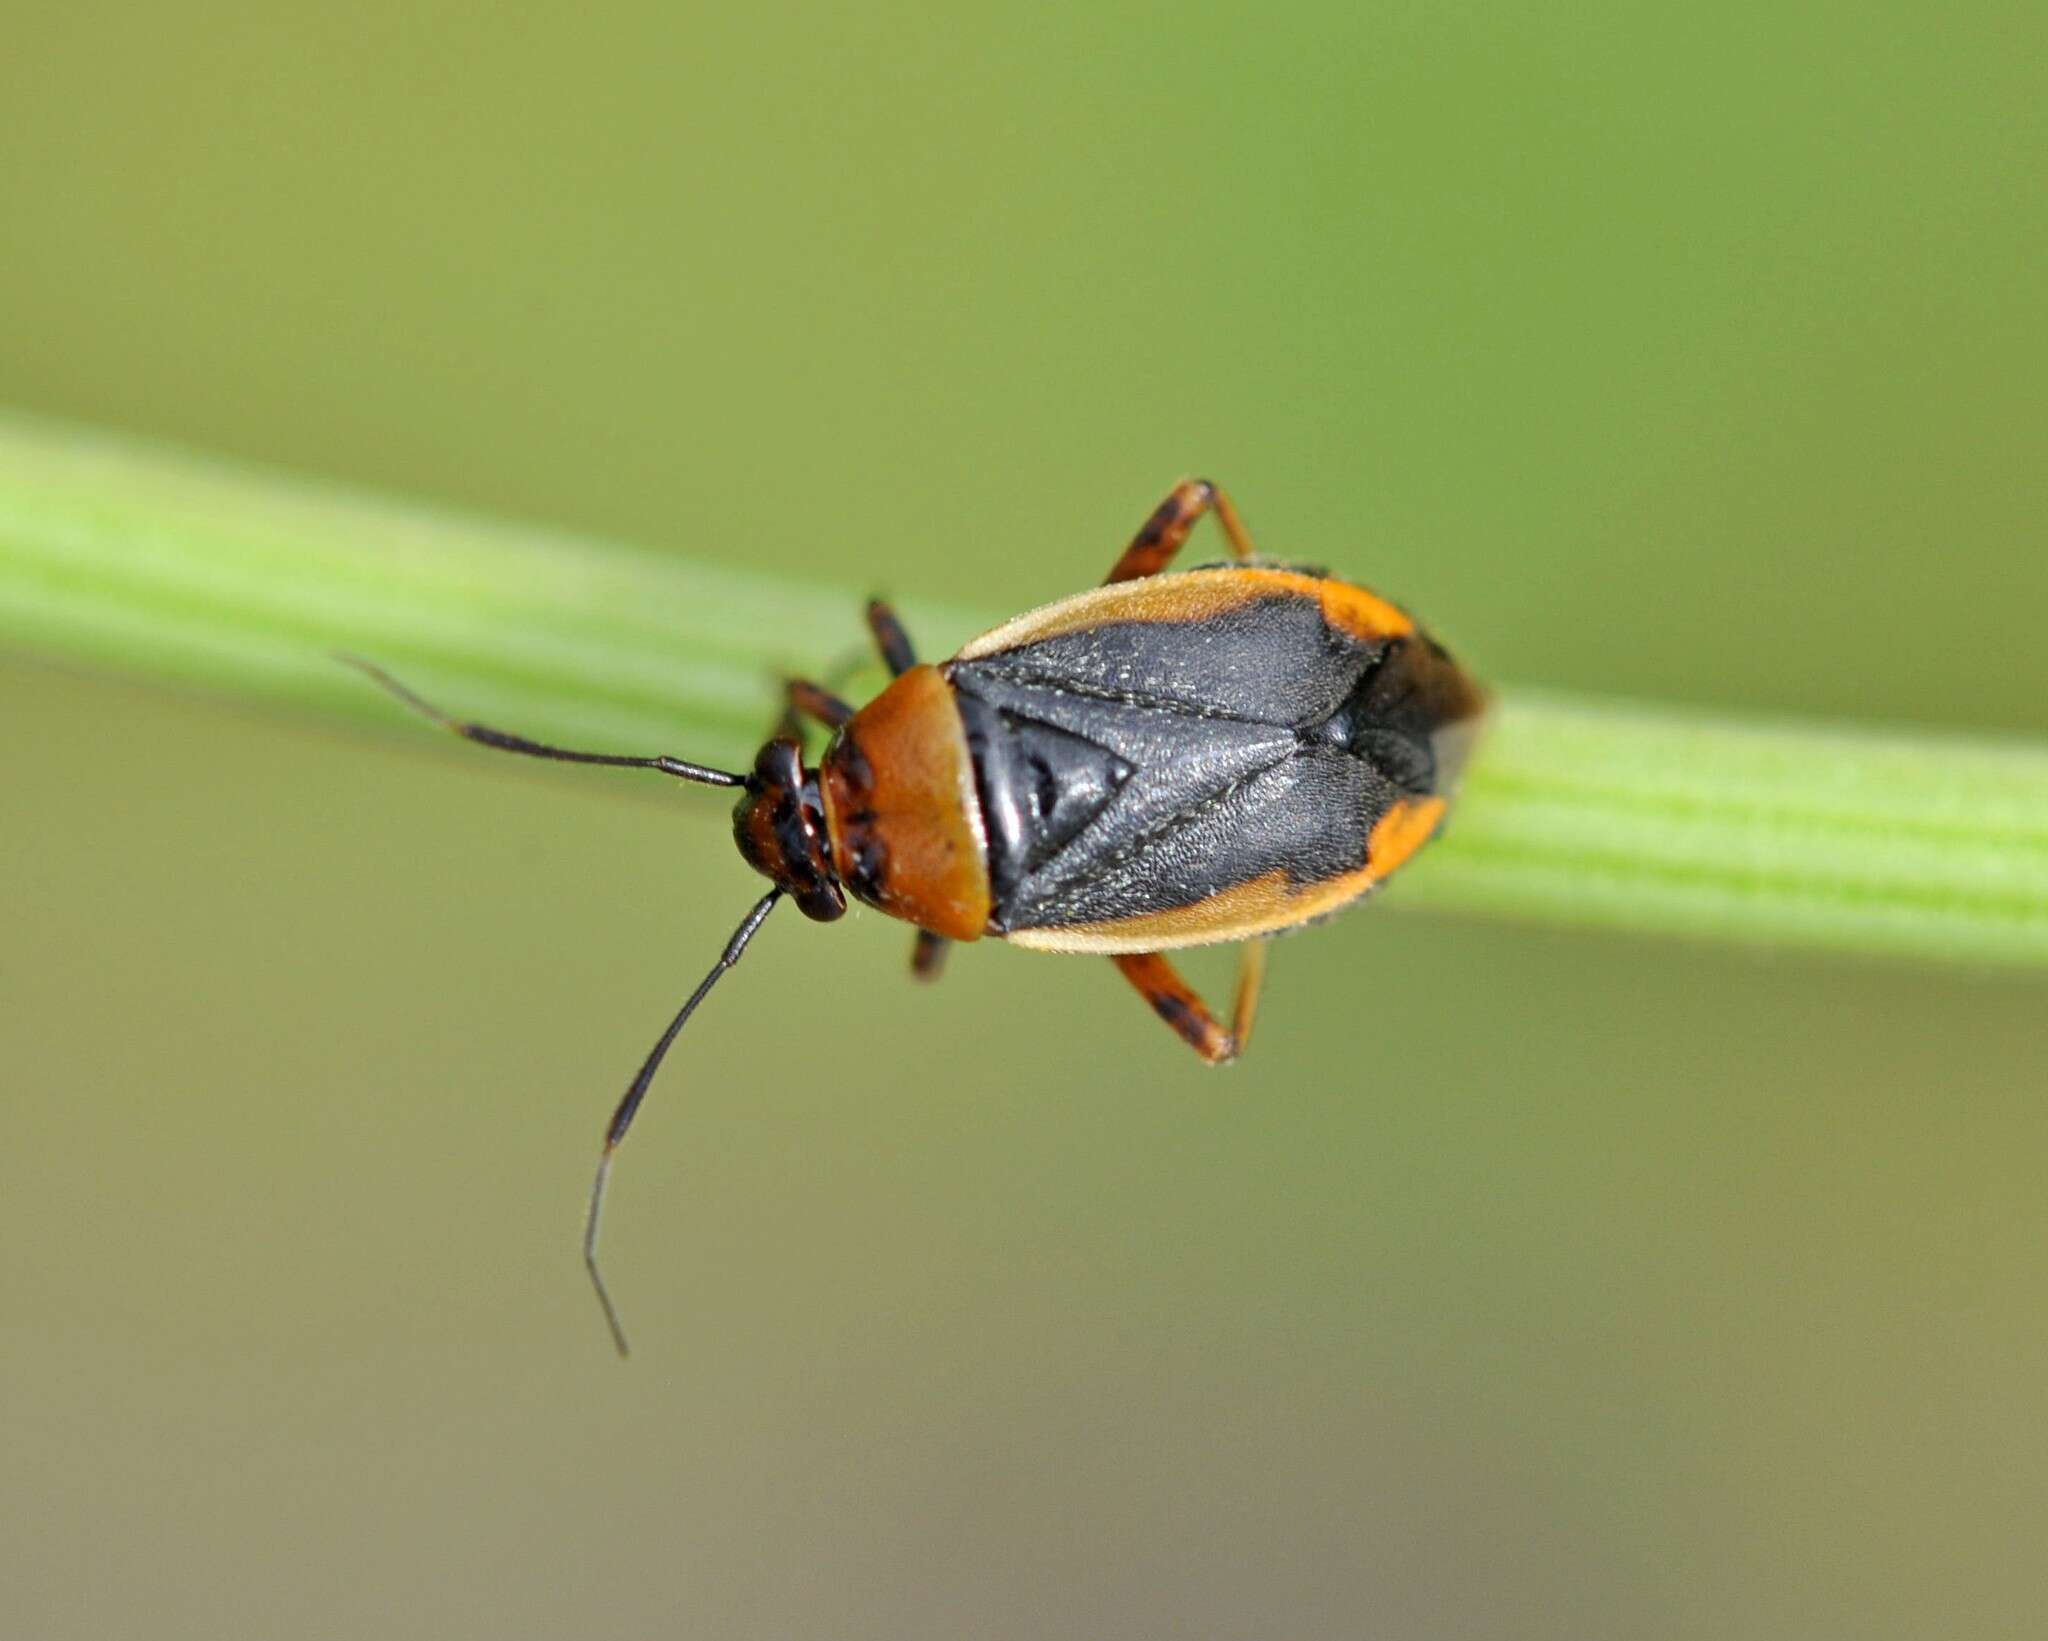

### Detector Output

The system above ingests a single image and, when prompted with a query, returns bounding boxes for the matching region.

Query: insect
[349,480,1486,1352]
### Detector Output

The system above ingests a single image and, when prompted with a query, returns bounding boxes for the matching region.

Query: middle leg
[865,599,918,676]
[1103,478,1257,584]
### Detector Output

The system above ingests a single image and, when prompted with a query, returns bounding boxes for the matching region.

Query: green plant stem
[3,408,2045,970]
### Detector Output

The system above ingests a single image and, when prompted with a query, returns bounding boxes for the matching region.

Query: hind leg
[1110,941,1269,1063]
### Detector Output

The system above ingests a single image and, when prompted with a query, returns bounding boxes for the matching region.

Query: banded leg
[787,678,855,729]
[865,598,918,676]
[773,601,918,742]
[1111,940,1269,1065]
[769,677,853,745]
[1104,478,1257,585]
[910,928,950,982]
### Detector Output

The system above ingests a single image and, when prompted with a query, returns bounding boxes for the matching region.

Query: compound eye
[750,737,805,792]
[791,878,847,922]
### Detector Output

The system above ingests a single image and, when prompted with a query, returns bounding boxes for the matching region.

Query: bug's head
[731,738,845,922]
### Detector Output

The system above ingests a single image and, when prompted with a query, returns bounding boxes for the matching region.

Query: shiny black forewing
[947,593,1397,933]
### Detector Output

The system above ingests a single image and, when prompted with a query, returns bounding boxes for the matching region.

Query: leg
[1110,940,1269,1064]
[770,601,916,742]
[865,599,918,676]
[910,929,950,982]
[1103,478,1257,585]
[769,675,857,744]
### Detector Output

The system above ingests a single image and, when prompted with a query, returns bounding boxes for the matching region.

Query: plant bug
[349,480,1486,1352]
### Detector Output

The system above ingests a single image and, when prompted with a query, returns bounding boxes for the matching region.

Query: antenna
[340,655,745,788]
[582,889,783,1356]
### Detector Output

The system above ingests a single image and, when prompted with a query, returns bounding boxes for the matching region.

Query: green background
[3,3,2043,1636]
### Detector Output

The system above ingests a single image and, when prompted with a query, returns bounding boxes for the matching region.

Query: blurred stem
[3,408,2046,971]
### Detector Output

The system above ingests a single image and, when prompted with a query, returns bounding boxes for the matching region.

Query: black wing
[949,590,1434,934]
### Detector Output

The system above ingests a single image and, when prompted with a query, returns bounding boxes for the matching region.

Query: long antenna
[584,889,783,1356]
[339,654,745,788]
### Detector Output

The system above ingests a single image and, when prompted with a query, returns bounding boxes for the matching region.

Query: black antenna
[584,889,783,1356]
[339,655,745,788]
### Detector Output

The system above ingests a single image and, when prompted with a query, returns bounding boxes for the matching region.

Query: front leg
[769,600,920,744]
[909,929,950,982]
[1111,941,1269,1064]
[769,677,856,745]
[1103,478,1258,584]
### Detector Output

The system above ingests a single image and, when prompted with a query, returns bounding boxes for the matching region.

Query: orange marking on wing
[1316,579,1414,642]
[1006,794,1451,954]
[956,567,1411,661]
[1363,794,1447,879]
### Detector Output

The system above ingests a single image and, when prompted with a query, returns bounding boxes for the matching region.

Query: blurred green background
[3,3,2044,1636]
